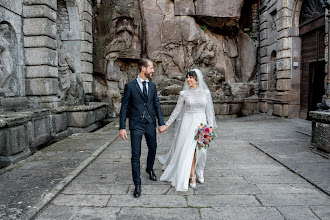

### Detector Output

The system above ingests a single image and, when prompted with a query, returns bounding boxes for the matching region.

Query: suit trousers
[130,118,157,186]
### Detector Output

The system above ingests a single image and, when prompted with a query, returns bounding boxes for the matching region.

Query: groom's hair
[138,58,152,72]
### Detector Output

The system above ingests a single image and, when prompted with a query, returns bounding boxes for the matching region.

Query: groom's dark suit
[119,78,165,186]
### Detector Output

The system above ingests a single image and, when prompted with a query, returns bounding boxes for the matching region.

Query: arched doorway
[299,0,326,119]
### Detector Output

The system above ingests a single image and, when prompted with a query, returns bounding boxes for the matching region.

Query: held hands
[119,129,128,141]
[158,125,168,134]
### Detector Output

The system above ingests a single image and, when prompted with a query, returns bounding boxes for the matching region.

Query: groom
[119,58,166,198]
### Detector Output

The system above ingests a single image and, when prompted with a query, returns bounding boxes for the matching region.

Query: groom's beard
[145,72,152,79]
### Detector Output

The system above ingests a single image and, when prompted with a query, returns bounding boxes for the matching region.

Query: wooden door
[299,0,326,119]
[308,61,326,117]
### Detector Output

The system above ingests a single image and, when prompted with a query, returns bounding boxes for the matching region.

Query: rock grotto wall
[93,0,259,116]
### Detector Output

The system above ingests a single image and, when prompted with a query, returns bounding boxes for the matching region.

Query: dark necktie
[142,81,148,100]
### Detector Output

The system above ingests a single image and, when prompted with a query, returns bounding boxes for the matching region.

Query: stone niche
[0,4,27,112]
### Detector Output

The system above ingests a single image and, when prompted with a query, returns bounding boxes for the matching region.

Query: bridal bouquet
[194,123,216,150]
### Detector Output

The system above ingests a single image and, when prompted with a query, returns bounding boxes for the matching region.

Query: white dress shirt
[136,76,149,94]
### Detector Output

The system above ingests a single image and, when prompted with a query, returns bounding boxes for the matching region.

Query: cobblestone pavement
[32,114,330,220]
[1,114,330,219]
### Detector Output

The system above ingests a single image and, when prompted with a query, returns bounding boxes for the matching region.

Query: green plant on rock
[200,25,207,32]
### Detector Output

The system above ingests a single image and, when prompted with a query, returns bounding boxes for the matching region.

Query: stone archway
[56,0,93,98]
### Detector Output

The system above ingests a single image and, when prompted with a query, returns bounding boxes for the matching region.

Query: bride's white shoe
[190,176,196,189]
[197,176,204,184]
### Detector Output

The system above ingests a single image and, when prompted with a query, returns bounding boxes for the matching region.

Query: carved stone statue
[185,45,194,70]
[0,33,13,94]
[107,19,134,52]
[195,40,215,66]
[106,53,119,81]
[58,44,83,105]
[107,60,128,91]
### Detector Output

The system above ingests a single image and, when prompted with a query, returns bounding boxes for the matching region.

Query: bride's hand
[158,125,168,134]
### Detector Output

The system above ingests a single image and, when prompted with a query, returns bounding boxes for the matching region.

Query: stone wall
[0,0,94,109]
[0,0,27,109]
[93,0,259,116]
[0,0,108,168]
[258,0,327,118]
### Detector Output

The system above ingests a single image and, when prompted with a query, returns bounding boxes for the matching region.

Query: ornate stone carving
[300,0,325,25]
[58,44,84,105]
[0,32,13,95]
[151,43,185,77]
[195,39,216,67]
[107,19,134,52]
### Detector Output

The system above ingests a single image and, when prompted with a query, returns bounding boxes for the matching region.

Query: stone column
[23,0,59,108]
[78,0,93,99]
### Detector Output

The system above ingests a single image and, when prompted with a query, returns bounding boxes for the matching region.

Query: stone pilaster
[78,0,93,96]
[23,0,59,108]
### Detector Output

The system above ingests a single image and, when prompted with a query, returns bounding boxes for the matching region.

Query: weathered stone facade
[258,0,328,119]
[0,0,108,168]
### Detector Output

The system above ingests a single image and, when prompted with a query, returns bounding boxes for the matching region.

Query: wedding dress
[159,69,217,191]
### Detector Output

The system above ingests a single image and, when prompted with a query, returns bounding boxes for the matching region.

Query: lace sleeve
[165,91,185,127]
[205,90,217,128]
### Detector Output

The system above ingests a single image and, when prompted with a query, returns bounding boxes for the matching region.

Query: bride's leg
[195,148,207,182]
[190,149,196,184]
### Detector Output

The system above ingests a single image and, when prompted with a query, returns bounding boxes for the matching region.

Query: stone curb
[250,142,330,197]
[21,135,119,220]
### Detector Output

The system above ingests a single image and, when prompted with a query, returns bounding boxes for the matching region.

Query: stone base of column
[309,111,330,153]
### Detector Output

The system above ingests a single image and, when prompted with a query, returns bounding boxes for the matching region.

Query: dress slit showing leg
[160,112,207,191]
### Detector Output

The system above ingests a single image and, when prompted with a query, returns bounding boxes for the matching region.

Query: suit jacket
[119,78,165,130]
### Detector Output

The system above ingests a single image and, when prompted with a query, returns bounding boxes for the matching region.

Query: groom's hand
[119,129,128,141]
[158,125,168,134]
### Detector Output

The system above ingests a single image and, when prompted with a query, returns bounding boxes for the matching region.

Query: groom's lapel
[133,78,145,99]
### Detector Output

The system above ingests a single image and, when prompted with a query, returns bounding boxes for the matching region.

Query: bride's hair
[186,70,198,81]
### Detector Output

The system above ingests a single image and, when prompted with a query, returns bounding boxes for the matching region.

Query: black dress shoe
[133,185,141,198]
[146,169,157,181]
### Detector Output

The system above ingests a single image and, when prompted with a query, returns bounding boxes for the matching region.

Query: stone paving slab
[62,183,129,195]
[187,195,261,207]
[117,207,200,220]
[108,195,188,207]
[256,193,330,206]
[35,206,120,219]
[52,194,111,207]
[200,207,284,220]
[0,122,118,220]
[251,141,330,195]
[309,206,330,220]
[33,114,330,220]
[277,206,321,220]
[2,114,330,219]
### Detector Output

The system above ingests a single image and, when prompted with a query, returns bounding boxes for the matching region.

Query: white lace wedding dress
[159,87,215,191]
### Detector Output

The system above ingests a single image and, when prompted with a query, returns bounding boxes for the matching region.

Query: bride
[159,69,217,191]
